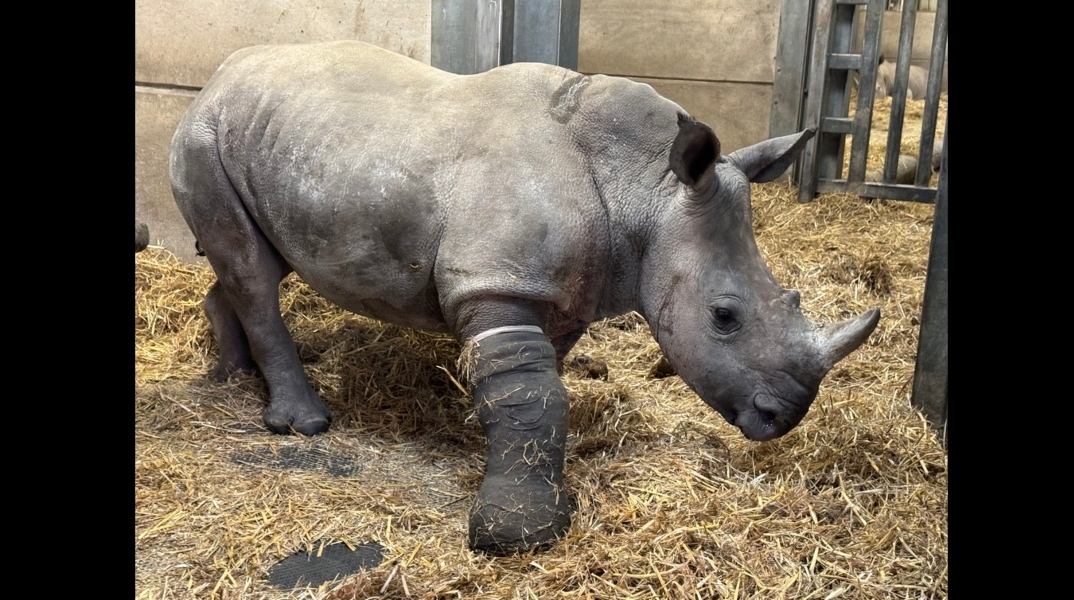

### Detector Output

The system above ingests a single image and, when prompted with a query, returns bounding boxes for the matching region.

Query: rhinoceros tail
[195,240,206,257]
[135,222,150,253]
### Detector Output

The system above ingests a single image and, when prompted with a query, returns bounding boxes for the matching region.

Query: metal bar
[431,0,479,75]
[433,0,579,74]
[915,0,947,186]
[847,0,885,184]
[514,0,556,64]
[557,0,581,71]
[842,7,862,103]
[881,1,918,182]
[822,117,855,134]
[911,118,948,441]
[822,2,858,181]
[513,0,580,68]
[476,0,509,73]
[817,179,937,203]
[770,0,816,145]
[829,53,863,70]
[797,0,837,203]
[499,1,515,66]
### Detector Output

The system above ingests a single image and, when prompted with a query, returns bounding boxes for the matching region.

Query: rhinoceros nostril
[757,409,776,425]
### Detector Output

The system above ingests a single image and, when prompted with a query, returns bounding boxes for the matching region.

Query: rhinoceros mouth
[702,394,788,441]
[734,409,781,442]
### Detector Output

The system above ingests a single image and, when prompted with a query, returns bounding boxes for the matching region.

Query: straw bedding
[135,97,947,600]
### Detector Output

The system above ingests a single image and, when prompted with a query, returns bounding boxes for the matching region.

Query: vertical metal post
[431,0,479,75]
[431,0,580,75]
[798,0,864,203]
[514,0,580,69]
[914,0,948,186]
[911,117,948,444]
[797,0,835,203]
[846,0,886,184]
[770,0,816,183]
[476,0,513,73]
[819,2,857,182]
[881,1,918,182]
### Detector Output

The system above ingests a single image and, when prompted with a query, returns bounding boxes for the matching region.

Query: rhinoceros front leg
[456,300,571,555]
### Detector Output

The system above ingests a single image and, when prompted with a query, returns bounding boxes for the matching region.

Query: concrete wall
[135,0,433,262]
[136,0,781,262]
[578,0,779,155]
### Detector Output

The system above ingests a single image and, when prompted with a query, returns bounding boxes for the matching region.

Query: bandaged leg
[464,326,571,555]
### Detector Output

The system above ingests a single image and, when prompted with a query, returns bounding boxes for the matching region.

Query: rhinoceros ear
[726,128,816,183]
[669,113,720,188]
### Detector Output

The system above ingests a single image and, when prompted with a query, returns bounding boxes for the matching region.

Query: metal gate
[792,0,948,204]
[771,0,948,441]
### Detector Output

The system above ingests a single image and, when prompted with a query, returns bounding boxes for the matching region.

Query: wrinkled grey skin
[876,57,928,100]
[171,40,878,446]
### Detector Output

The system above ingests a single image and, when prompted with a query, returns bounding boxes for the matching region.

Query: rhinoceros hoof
[263,393,331,436]
[468,474,571,556]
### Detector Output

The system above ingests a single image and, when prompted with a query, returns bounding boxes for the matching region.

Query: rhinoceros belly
[282,234,449,334]
[239,157,450,333]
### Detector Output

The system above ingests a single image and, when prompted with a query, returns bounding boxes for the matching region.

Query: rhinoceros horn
[726,128,816,183]
[815,308,881,369]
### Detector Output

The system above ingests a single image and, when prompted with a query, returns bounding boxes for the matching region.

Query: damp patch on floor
[267,541,385,589]
[230,444,364,477]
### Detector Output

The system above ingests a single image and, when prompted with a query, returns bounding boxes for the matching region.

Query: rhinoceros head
[640,116,880,441]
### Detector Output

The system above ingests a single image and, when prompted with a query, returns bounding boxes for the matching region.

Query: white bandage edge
[471,325,545,344]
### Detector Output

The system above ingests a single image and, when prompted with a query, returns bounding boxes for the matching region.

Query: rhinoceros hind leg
[204,282,259,381]
[465,327,571,555]
[208,246,331,436]
[550,326,588,374]
[551,327,608,379]
[172,125,330,435]
[191,210,329,435]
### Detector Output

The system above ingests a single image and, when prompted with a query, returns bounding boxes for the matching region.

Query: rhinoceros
[875,55,929,100]
[170,40,879,555]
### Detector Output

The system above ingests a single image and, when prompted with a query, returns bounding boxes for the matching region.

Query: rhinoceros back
[172,41,684,336]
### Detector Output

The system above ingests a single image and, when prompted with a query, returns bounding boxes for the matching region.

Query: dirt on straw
[136,111,946,599]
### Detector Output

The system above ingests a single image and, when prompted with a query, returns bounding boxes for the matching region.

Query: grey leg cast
[466,327,571,555]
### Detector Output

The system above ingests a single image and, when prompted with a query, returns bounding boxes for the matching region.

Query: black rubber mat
[267,541,384,589]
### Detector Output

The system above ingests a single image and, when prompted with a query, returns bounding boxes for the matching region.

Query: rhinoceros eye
[712,306,740,334]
